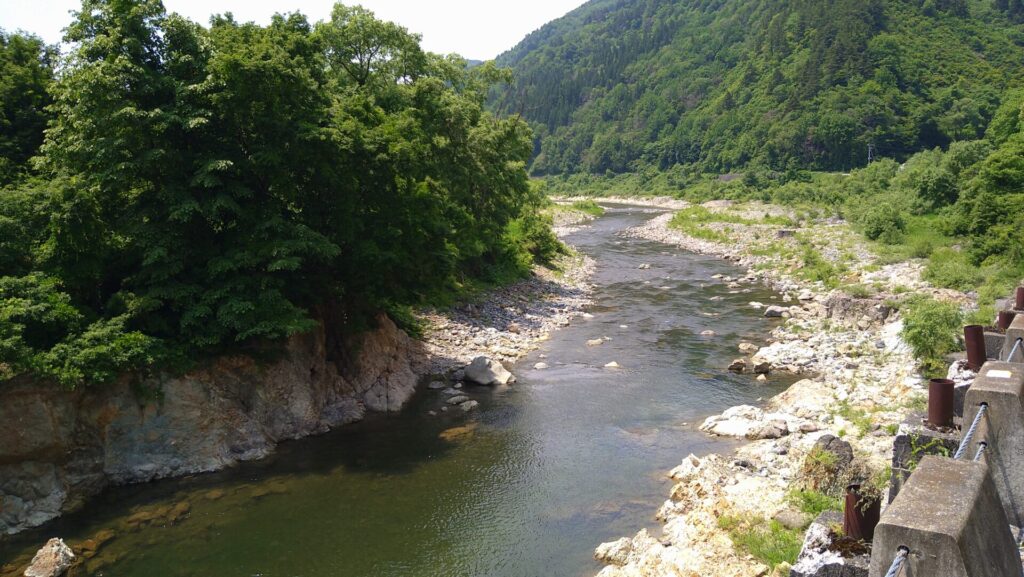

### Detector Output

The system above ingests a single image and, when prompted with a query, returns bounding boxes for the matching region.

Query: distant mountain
[492,0,1024,174]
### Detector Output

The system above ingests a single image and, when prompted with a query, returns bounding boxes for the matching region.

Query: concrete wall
[869,456,1019,577]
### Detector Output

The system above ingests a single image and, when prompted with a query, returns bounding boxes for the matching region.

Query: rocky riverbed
[415,249,594,377]
[591,198,973,577]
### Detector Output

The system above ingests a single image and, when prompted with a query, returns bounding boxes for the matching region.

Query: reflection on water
[0,205,796,577]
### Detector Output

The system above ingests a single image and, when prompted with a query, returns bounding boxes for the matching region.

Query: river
[0,204,796,577]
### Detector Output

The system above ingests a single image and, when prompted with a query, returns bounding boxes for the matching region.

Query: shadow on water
[1,204,799,577]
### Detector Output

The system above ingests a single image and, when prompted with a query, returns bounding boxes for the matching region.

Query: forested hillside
[493,0,1024,174]
[0,1,560,388]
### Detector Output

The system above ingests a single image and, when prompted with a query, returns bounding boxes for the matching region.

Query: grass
[833,400,875,438]
[569,199,605,217]
[668,206,733,243]
[795,235,846,288]
[717,514,804,569]
[787,489,842,518]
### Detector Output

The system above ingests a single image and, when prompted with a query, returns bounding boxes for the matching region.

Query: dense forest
[0,0,561,388]
[493,0,1024,174]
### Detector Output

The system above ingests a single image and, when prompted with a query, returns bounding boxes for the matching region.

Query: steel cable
[954,403,988,460]
[884,547,909,577]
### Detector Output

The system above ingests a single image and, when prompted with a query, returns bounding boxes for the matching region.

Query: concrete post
[868,456,1019,577]
[962,361,1024,528]
[1006,315,1024,362]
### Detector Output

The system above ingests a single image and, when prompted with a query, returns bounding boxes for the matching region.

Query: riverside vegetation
[4,0,1024,576]
[0,1,564,390]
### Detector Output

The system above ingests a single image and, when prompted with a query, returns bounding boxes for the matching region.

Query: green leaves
[494,0,1024,175]
[0,2,542,388]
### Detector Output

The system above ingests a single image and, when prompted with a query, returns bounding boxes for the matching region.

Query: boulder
[24,538,74,577]
[746,419,789,440]
[764,305,788,318]
[728,359,747,373]
[458,400,479,412]
[739,342,760,354]
[446,395,471,405]
[533,362,549,370]
[464,356,514,386]
[587,338,604,347]
[774,508,812,531]
[753,361,771,375]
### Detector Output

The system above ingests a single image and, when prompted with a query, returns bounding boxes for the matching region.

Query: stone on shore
[738,342,759,354]
[764,305,788,318]
[24,538,74,577]
[464,356,514,386]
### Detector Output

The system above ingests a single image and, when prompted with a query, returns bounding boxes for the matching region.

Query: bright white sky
[0,0,587,60]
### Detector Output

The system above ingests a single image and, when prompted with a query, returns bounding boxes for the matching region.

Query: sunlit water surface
[0,205,796,577]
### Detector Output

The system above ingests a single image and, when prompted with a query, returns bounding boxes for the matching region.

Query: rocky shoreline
[591,198,971,577]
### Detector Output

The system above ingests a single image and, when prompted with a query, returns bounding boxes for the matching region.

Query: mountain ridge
[492,0,1024,175]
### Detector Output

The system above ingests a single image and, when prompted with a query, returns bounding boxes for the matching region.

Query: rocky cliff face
[0,314,423,537]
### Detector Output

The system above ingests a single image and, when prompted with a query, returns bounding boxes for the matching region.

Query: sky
[0,0,587,61]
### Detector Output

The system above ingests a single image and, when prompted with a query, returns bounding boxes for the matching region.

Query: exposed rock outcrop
[23,538,74,577]
[0,314,422,537]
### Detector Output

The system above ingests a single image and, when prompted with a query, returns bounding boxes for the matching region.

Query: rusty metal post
[844,484,881,542]
[998,311,1017,330]
[928,378,954,427]
[1017,286,1024,311]
[964,325,987,371]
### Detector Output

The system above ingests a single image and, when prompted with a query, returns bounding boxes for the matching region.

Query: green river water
[0,205,796,577]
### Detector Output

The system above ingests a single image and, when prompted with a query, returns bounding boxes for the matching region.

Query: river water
[0,205,795,577]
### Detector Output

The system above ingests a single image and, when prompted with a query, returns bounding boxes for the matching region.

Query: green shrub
[901,296,963,377]
[924,248,983,291]
[861,204,907,243]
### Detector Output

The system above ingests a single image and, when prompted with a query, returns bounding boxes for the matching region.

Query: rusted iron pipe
[844,484,881,542]
[1017,286,1024,311]
[998,311,1017,330]
[928,378,955,428]
[964,325,986,371]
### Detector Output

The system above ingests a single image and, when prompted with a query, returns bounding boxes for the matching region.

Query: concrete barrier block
[888,419,959,503]
[986,331,1005,361]
[868,456,1019,577]
[1006,315,1024,362]
[963,361,1024,527]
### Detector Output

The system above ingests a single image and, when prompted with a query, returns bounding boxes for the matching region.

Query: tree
[0,31,55,184]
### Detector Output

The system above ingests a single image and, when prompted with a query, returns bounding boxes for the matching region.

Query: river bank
[589,198,973,577]
[4,203,787,577]
[0,210,596,572]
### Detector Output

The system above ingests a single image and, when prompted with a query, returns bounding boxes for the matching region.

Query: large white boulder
[464,356,515,386]
[24,538,75,577]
